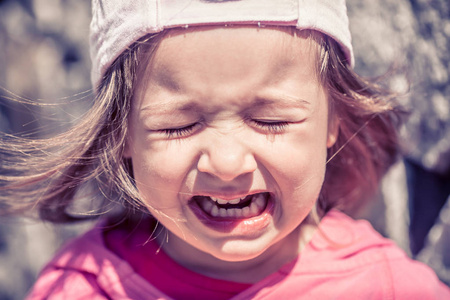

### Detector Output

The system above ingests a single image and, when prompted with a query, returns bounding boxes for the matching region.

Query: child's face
[126,27,337,278]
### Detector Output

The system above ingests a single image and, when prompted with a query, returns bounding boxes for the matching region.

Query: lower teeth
[199,193,267,219]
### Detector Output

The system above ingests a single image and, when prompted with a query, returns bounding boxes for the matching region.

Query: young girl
[2,0,449,299]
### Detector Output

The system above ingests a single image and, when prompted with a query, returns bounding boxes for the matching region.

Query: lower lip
[189,196,274,235]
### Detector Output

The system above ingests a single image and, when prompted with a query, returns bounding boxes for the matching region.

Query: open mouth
[192,192,270,219]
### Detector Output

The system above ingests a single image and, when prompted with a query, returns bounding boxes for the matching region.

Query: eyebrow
[253,94,312,109]
[140,96,311,117]
[140,101,200,115]
[153,67,181,92]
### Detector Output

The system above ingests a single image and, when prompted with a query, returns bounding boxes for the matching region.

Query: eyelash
[158,119,289,138]
[251,120,289,134]
[160,123,199,138]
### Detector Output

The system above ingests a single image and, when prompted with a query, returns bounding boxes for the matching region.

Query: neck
[157,220,318,283]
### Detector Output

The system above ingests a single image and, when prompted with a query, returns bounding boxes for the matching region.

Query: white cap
[90,0,353,88]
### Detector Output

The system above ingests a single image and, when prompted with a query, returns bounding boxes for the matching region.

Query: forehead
[135,26,323,110]
[161,26,316,62]
[143,26,319,78]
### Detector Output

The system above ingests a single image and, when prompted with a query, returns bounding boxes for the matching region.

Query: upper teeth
[211,197,241,205]
[199,193,268,219]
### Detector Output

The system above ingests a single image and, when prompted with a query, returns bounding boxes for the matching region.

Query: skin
[125,26,338,283]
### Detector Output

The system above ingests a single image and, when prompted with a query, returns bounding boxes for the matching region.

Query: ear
[327,114,339,148]
[123,137,132,158]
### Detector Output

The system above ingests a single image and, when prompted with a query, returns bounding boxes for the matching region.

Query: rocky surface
[0,0,449,298]
[349,0,450,174]
[348,0,450,284]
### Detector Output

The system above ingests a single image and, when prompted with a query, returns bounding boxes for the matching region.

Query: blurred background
[0,0,449,299]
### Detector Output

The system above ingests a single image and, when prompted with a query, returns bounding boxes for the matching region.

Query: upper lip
[191,190,269,201]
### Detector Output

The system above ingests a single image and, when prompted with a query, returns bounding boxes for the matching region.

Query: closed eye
[159,123,200,138]
[251,120,289,134]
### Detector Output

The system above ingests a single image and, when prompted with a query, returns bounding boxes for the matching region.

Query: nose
[197,134,257,182]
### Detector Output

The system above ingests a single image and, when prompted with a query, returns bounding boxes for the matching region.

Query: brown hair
[318,34,404,213]
[0,29,404,222]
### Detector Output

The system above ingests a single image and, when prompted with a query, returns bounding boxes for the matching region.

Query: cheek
[279,138,327,184]
[131,140,197,187]
[265,122,329,196]
[130,147,194,211]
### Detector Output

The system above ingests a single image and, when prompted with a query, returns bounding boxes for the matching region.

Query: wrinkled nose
[197,134,257,182]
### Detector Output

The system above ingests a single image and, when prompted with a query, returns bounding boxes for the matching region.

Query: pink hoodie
[26,210,450,299]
